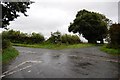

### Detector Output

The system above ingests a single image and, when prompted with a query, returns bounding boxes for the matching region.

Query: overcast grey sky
[1,0,119,41]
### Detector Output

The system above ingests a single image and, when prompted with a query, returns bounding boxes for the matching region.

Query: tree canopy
[1,1,33,29]
[68,9,110,44]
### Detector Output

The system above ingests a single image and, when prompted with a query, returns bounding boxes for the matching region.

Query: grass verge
[13,43,94,50]
[100,45,120,56]
[2,47,19,64]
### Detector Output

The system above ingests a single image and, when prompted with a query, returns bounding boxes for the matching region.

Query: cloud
[4,1,118,41]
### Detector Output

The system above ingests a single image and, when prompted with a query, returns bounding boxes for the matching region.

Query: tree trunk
[88,39,97,44]
[100,39,104,44]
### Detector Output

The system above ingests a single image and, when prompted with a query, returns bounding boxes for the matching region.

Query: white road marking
[6,65,32,76]
[1,75,5,78]
[20,51,36,54]
[28,70,31,73]
[1,60,42,78]
[27,60,42,63]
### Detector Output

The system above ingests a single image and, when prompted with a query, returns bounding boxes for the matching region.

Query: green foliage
[2,39,11,49]
[101,45,120,55]
[47,31,61,44]
[61,34,81,44]
[2,47,19,64]
[1,1,33,29]
[68,9,109,44]
[109,24,120,49]
[30,32,45,44]
[2,29,45,44]
[47,31,81,44]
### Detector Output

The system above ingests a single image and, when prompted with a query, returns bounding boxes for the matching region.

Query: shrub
[47,31,81,44]
[2,30,45,44]
[109,24,120,48]
[47,31,61,44]
[30,32,45,44]
[61,34,81,44]
[2,39,11,49]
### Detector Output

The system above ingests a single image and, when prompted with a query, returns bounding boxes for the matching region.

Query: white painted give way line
[1,60,42,78]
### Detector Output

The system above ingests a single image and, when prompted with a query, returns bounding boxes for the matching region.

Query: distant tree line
[2,30,81,46]
[2,29,45,44]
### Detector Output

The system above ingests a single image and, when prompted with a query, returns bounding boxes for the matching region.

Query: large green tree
[68,9,110,44]
[0,1,33,29]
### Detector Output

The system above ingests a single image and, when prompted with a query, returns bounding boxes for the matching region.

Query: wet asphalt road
[2,46,119,78]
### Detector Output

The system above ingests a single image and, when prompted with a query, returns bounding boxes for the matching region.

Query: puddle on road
[75,62,92,68]
[69,54,81,58]
[52,54,61,58]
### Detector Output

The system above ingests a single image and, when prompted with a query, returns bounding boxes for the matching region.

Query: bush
[61,34,81,44]
[47,31,61,44]
[109,24,120,48]
[47,31,81,44]
[2,30,45,44]
[2,47,19,64]
[30,32,45,44]
[2,39,11,49]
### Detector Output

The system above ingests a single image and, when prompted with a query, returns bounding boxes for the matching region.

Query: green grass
[13,43,94,50]
[1,47,19,64]
[100,45,120,56]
